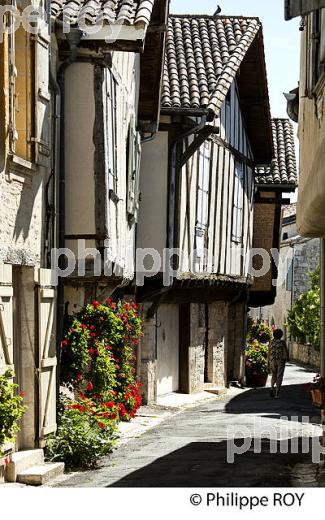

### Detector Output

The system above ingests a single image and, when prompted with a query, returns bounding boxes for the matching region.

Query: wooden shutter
[35,268,57,442]
[0,265,14,376]
[33,21,51,166]
[127,116,141,219]
[232,161,244,244]
[285,0,325,19]
[105,69,117,193]
[196,141,210,255]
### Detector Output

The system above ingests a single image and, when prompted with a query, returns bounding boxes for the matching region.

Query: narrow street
[51,364,324,488]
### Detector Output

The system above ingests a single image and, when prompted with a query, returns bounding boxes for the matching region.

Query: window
[308,8,325,92]
[232,161,244,244]
[127,114,141,223]
[286,258,294,292]
[9,24,35,162]
[285,0,325,20]
[7,5,50,166]
[104,69,118,195]
[195,141,210,255]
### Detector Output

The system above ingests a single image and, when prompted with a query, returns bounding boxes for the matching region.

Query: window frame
[231,160,245,245]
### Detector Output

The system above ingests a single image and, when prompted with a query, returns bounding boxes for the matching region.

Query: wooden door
[35,269,57,444]
[0,264,14,375]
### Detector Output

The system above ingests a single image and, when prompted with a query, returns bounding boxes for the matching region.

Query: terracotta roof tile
[162,15,261,115]
[51,0,155,28]
[255,118,298,186]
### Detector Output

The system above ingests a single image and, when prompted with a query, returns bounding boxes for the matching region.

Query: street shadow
[108,437,320,487]
[224,383,319,423]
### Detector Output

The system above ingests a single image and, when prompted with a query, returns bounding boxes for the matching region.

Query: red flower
[97,421,106,429]
[61,339,69,348]
[90,325,95,330]
[106,297,111,304]
[111,303,117,310]
[133,340,139,346]
[77,374,83,381]
[87,381,94,391]
[89,348,95,355]
[80,324,87,330]
[90,332,97,338]
[19,391,25,398]
[92,300,99,309]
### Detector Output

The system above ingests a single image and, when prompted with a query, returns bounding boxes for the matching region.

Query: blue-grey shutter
[127,115,141,220]
[232,162,244,244]
[285,0,325,20]
[196,141,210,256]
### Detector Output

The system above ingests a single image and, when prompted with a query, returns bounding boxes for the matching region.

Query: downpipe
[54,25,83,407]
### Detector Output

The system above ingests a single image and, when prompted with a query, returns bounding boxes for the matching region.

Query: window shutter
[285,0,325,20]
[232,162,244,244]
[196,141,211,257]
[33,13,51,166]
[127,116,141,221]
[105,70,117,193]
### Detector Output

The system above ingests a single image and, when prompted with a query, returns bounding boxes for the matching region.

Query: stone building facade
[250,204,320,334]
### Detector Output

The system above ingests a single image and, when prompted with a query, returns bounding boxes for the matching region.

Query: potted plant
[310,374,325,407]
[245,340,269,388]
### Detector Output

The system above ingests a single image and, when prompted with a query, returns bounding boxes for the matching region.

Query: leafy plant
[247,321,273,344]
[0,370,26,455]
[60,299,143,421]
[245,340,269,377]
[45,397,118,469]
[286,266,320,349]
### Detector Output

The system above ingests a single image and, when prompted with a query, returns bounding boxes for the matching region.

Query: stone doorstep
[17,462,65,486]
[6,449,44,483]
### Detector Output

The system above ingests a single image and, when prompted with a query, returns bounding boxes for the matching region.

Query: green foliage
[60,299,143,420]
[286,266,320,349]
[247,321,273,344]
[45,397,118,469]
[245,340,269,377]
[0,370,26,454]
[48,299,143,469]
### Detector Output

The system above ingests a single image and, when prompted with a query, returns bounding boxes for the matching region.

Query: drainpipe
[320,238,325,377]
[54,25,83,404]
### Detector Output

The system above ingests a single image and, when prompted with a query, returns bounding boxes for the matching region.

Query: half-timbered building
[137,14,276,402]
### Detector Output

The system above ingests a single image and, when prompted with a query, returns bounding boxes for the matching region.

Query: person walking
[268,329,290,398]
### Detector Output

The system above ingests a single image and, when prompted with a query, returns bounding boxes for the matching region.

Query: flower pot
[246,373,268,388]
[311,389,325,407]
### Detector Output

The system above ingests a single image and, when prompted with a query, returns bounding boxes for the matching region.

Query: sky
[170,0,301,119]
[170,0,300,200]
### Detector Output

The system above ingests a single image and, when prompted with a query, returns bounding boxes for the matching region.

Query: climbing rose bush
[60,299,143,421]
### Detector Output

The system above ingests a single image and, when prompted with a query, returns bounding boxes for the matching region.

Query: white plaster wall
[157,304,179,396]
[65,63,96,238]
[137,131,169,261]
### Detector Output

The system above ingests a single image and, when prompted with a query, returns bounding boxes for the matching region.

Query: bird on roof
[213,4,222,16]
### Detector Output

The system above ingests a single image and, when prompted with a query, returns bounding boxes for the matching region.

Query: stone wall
[207,302,227,387]
[289,342,320,371]
[292,238,320,301]
[188,304,205,394]
[0,164,44,267]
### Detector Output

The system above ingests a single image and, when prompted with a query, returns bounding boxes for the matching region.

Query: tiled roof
[255,119,297,186]
[283,203,296,219]
[162,15,261,115]
[51,0,155,27]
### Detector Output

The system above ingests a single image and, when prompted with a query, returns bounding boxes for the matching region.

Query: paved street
[52,364,325,487]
